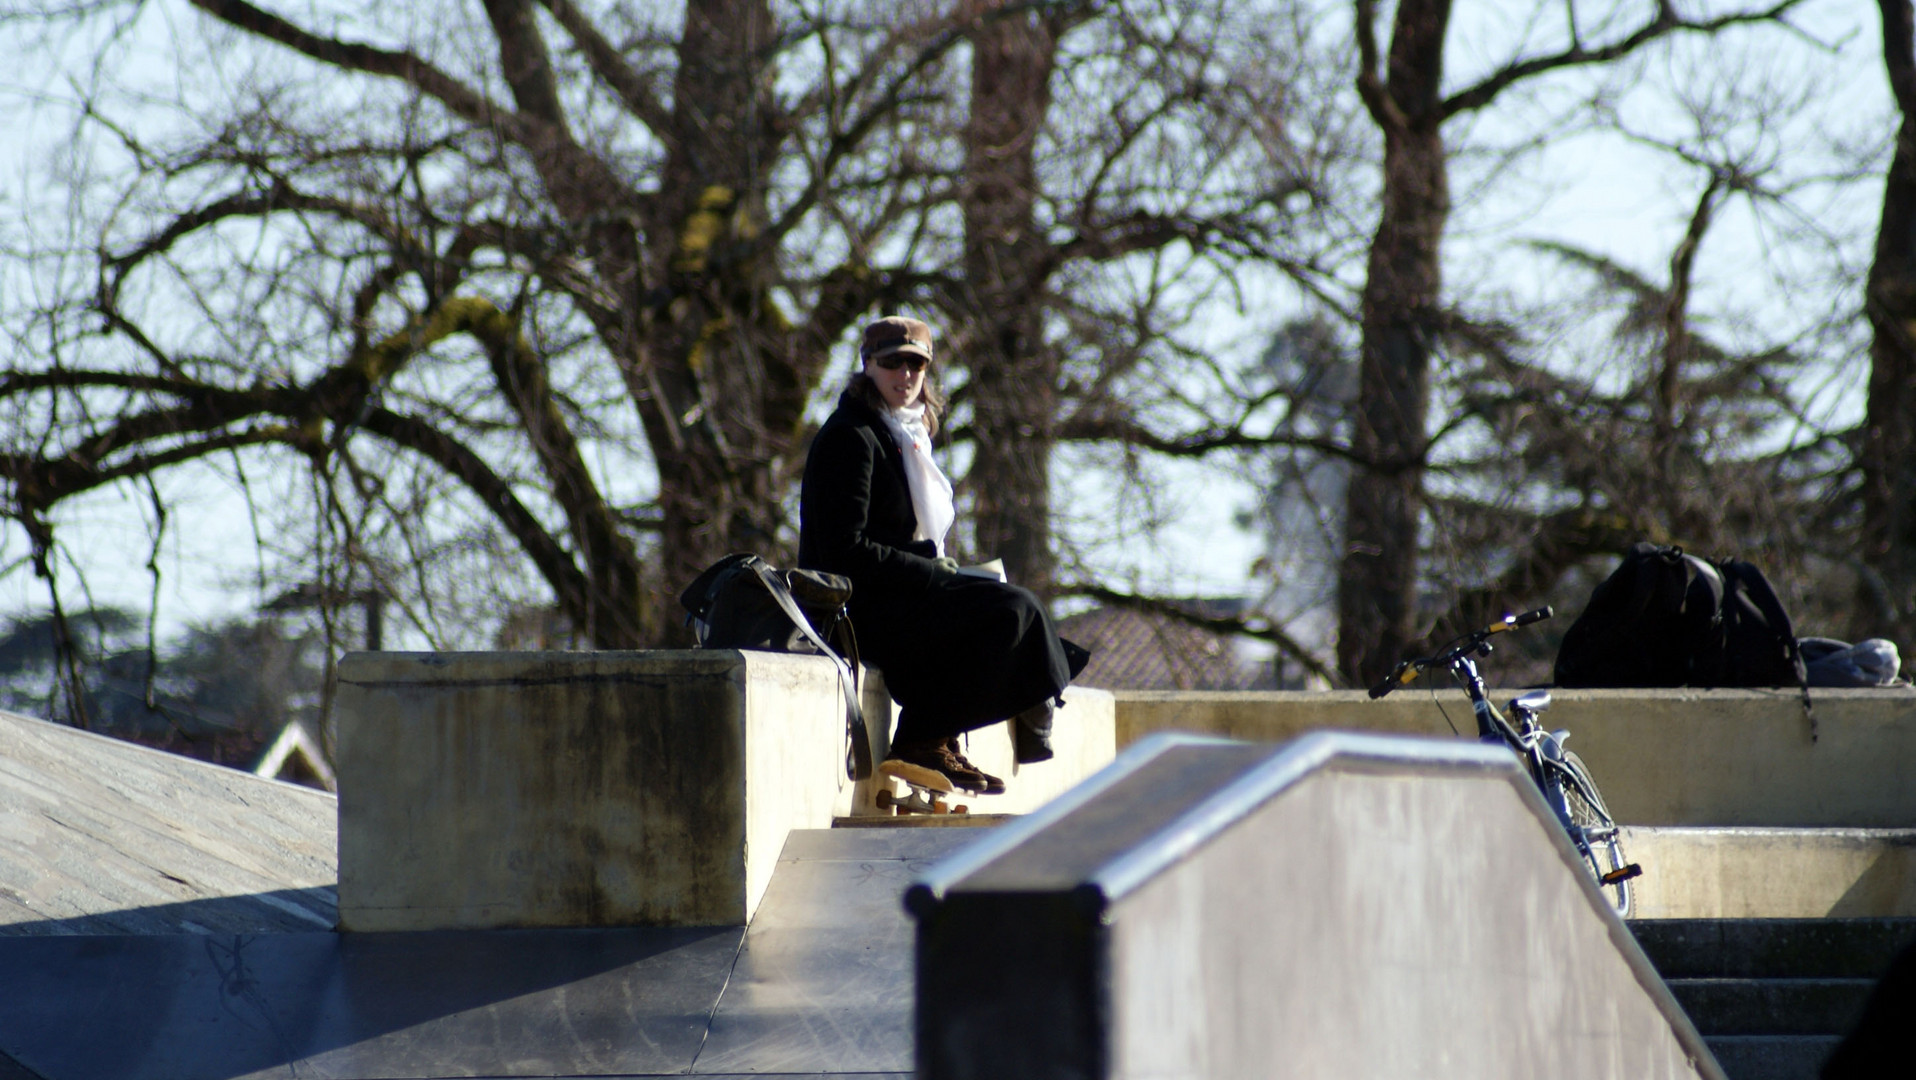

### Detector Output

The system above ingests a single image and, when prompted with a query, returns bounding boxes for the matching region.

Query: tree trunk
[634,0,799,635]
[960,4,1058,597]
[1338,0,1450,686]
[1858,0,1916,645]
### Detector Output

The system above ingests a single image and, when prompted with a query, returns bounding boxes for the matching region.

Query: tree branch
[1441,0,1809,119]
[354,405,596,624]
[1055,411,1385,469]
[188,0,514,133]
[1352,0,1407,131]
[186,0,640,215]
[1421,506,1641,645]
[536,0,673,136]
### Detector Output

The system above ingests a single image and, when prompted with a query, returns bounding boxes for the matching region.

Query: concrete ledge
[336,650,853,931]
[848,671,1116,817]
[1114,687,1916,827]
[1628,828,1916,919]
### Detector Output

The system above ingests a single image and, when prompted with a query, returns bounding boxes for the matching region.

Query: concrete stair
[1631,918,1916,1080]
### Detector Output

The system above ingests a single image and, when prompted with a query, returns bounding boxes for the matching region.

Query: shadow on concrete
[0,887,338,937]
[0,901,744,1080]
[1829,838,1916,917]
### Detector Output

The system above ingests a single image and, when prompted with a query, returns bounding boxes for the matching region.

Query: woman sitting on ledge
[798,316,1087,796]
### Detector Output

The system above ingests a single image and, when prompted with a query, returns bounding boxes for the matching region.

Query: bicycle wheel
[1557,751,1633,918]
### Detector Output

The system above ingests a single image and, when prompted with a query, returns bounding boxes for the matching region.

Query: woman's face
[863,354,927,411]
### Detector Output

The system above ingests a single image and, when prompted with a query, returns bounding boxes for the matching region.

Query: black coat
[798,392,1085,741]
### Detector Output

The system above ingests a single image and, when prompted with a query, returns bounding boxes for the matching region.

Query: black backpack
[679,554,871,779]
[1555,543,1808,691]
[1554,543,1718,688]
[1708,559,1809,690]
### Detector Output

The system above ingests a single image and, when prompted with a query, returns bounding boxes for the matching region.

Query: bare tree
[1337,0,1810,684]
[2,0,991,652]
[957,0,1068,596]
[1858,0,1916,643]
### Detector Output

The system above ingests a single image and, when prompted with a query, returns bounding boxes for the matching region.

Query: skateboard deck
[876,760,969,815]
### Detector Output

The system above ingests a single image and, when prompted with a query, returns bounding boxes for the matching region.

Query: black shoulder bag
[680,554,871,779]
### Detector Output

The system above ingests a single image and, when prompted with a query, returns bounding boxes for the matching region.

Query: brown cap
[860,316,934,364]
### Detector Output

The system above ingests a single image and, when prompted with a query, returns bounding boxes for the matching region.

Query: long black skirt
[852,576,1088,744]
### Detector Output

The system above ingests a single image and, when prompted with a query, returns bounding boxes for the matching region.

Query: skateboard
[875,760,969,815]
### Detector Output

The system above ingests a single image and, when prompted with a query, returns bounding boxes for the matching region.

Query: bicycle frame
[1369,608,1641,914]
[1449,651,1584,840]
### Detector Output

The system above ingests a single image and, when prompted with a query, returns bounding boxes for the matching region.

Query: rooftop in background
[1059,601,1277,691]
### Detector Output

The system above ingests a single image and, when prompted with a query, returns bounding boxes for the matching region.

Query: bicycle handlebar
[1364,606,1554,699]
[1367,663,1416,700]
[1503,606,1552,629]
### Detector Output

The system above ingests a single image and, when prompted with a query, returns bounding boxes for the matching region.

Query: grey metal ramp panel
[948,742,1282,892]
[0,709,336,935]
[0,926,741,1080]
[691,828,960,1075]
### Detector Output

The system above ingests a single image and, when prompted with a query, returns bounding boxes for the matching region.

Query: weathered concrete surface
[1111,769,1713,1079]
[1628,827,1916,919]
[691,827,979,1074]
[0,709,336,935]
[335,650,850,931]
[913,732,1720,1080]
[0,828,962,1080]
[846,669,1116,817]
[1115,687,1916,826]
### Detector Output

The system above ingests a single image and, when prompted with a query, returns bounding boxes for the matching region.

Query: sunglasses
[874,352,930,373]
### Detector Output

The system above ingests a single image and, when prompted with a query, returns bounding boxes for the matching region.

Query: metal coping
[1087,731,1518,905]
[903,731,1241,914]
[912,731,1525,915]
[907,730,1516,915]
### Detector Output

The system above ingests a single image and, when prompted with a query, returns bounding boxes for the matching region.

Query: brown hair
[848,369,945,438]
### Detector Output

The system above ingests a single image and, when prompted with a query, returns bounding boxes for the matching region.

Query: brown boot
[942,738,1006,796]
[885,739,965,791]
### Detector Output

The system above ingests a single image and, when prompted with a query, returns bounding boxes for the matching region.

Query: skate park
[3,649,1914,1079]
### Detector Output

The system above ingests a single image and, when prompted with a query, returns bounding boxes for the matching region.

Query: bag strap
[1719,557,1816,742]
[747,560,873,780]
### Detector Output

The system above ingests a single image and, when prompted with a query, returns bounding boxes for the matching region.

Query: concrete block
[1113,687,1916,827]
[335,650,854,931]
[844,670,1116,817]
[1627,828,1916,919]
[910,733,1718,1080]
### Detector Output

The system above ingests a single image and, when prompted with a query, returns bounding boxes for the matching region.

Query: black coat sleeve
[800,418,942,595]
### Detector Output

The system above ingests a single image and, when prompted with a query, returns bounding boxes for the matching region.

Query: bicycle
[1368,606,1643,917]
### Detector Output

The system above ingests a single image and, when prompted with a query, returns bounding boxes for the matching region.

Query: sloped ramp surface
[909,731,1725,1080]
[0,709,335,934]
[0,827,960,1079]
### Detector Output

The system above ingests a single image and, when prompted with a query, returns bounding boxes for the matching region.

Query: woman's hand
[932,556,960,577]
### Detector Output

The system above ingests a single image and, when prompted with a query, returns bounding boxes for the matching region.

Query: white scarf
[877,403,955,556]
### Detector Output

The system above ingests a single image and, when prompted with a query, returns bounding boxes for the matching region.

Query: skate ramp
[0,708,335,935]
[909,731,1724,1080]
[0,828,963,1080]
